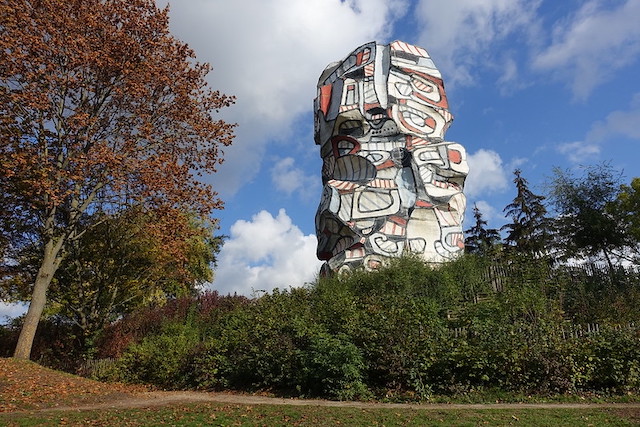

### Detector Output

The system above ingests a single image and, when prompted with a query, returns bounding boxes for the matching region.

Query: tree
[608,177,640,262]
[0,0,235,359]
[45,208,220,355]
[502,169,553,255]
[464,204,502,255]
[547,164,625,269]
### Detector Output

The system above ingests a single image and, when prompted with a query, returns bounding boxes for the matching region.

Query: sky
[3,0,640,320]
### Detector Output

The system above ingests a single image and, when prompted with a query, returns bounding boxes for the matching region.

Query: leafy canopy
[0,0,235,358]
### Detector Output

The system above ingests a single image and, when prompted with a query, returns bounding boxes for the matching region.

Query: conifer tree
[464,204,502,255]
[502,169,553,255]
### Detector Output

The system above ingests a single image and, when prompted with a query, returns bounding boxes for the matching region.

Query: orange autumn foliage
[0,0,235,358]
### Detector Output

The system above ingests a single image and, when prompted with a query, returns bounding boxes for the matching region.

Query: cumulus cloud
[465,149,509,197]
[413,0,541,86]
[210,209,322,296]
[158,0,408,195]
[270,157,318,199]
[558,95,640,163]
[533,0,640,100]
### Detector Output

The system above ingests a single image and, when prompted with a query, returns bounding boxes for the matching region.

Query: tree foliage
[502,169,553,255]
[44,209,220,353]
[464,204,501,255]
[609,177,640,262]
[0,0,234,358]
[547,164,625,268]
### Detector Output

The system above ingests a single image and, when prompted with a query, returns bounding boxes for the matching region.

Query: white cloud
[465,149,509,197]
[474,200,499,222]
[158,0,408,195]
[533,0,640,100]
[414,0,541,86]
[557,141,601,163]
[588,108,640,142]
[558,96,640,163]
[466,199,502,228]
[270,157,318,199]
[210,209,322,296]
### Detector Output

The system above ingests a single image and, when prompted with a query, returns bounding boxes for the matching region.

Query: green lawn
[2,402,639,426]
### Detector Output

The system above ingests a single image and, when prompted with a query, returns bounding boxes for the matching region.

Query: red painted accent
[376,159,396,170]
[425,117,436,130]
[448,149,462,164]
[389,215,408,226]
[319,84,332,116]
[331,135,360,158]
[364,102,381,111]
[401,67,449,109]
[405,135,413,149]
[415,200,433,208]
[356,51,364,65]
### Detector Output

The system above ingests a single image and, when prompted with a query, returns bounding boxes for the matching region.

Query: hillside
[0,357,147,412]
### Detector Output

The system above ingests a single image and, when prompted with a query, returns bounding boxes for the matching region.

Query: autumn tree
[464,204,502,255]
[49,208,220,354]
[502,169,553,256]
[0,0,235,359]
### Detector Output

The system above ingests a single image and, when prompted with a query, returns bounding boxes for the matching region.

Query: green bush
[574,328,640,392]
[297,331,370,400]
[115,321,200,389]
[98,254,640,399]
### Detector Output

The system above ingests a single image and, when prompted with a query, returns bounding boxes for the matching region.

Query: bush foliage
[65,254,640,400]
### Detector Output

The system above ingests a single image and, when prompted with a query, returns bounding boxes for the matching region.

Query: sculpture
[314,41,468,274]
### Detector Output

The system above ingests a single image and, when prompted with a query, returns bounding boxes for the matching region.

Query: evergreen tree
[502,169,553,255]
[465,204,502,255]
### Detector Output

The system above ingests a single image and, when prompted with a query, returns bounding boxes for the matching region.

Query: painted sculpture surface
[314,41,468,274]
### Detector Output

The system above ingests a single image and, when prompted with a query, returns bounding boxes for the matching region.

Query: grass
[2,402,640,426]
[2,357,640,426]
[388,388,640,405]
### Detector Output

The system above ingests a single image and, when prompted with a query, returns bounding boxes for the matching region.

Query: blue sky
[3,0,640,320]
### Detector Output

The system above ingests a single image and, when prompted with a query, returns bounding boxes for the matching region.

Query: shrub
[574,327,640,393]
[97,254,640,399]
[115,321,200,389]
[298,331,370,400]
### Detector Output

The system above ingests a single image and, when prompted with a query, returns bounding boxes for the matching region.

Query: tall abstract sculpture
[314,41,468,274]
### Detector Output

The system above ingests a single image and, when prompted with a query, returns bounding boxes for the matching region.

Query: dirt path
[39,391,640,412]
[2,359,640,415]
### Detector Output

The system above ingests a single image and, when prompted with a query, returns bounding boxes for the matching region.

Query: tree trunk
[13,240,63,359]
[602,246,615,273]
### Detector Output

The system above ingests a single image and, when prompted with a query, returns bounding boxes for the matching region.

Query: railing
[78,357,116,378]
[449,321,638,339]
